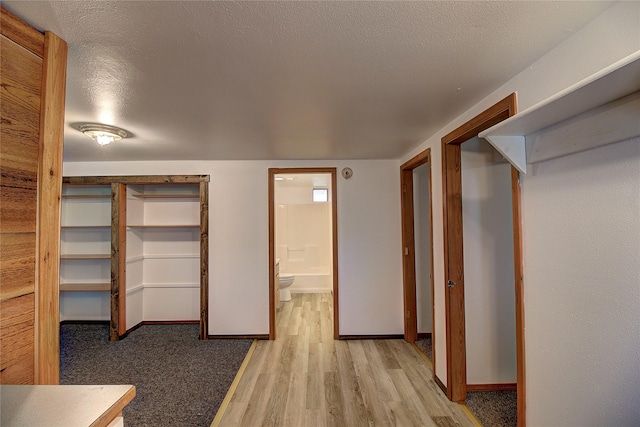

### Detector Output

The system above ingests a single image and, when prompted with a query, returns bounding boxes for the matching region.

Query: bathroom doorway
[268,168,338,340]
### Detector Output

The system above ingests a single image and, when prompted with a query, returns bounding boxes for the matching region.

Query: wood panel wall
[0,6,67,384]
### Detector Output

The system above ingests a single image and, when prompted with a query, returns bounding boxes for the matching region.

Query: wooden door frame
[268,168,339,340]
[400,149,435,374]
[441,93,526,425]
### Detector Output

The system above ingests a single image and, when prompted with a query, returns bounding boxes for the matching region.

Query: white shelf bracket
[482,135,527,174]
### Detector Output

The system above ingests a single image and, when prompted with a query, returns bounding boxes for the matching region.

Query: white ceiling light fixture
[79,123,129,146]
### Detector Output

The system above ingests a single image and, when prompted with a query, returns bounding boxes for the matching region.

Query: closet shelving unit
[125,184,201,330]
[61,175,209,341]
[59,185,112,320]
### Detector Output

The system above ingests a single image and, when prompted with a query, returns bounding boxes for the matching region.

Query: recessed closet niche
[60,175,209,340]
[126,183,201,328]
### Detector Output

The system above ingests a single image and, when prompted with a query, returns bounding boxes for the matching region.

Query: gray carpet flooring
[415,336,433,362]
[414,336,516,426]
[466,390,517,427]
[60,323,252,427]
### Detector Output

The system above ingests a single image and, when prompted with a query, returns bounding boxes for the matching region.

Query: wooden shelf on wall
[480,51,640,174]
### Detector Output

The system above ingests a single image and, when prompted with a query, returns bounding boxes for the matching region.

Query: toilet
[278,274,295,302]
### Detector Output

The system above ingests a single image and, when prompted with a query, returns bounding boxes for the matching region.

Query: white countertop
[0,384,136,427]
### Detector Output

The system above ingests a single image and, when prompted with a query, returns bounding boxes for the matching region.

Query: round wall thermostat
[341,167,353,179]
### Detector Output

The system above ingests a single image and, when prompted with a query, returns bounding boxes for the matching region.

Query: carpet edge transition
[210,339,258,427]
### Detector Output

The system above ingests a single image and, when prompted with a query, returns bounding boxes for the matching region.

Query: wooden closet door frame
[400,149,435,377]
[441,93,526,425]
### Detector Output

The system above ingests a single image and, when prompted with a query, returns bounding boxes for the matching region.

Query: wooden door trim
[64,175,209,185]
[441,93,524,425]
[268,168,339,340]
[268,172,276,339]
[111,183,127,340]
[199,181,210,339]
[441,140,464,401]
[511,167,526,425]
[400,168,417,341]
[400,149,436,378]
[0,6,45,57]
[442,94,516,145]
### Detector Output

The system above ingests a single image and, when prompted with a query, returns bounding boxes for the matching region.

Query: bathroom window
[312,188,328,203]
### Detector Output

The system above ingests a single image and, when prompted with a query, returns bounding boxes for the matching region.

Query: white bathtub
[286,273,333,293]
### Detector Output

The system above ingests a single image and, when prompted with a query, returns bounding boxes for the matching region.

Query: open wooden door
[441,141,467,402]
[0,7,67,384]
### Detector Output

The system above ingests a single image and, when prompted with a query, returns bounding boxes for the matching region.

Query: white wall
[398,1,640,423]
[63,160,403,336]
[523,136,640,426]
[461,137,515,385]
[413,163,432,334]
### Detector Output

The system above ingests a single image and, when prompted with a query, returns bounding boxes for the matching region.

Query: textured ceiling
[3,1,613,161]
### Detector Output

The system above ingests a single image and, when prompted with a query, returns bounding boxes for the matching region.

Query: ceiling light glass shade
[79,123,129,146]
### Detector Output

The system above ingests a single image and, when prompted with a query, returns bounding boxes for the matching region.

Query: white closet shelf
[132,193,198,198]
[60,283,110,292]
[480,51,640,174]
[126,224,199,228]
[126,283,199,293]
[142,283,200,288]
[126,254,198,262]
[61,194,111,199]
[61,225,111,229]
[60,254,110,260]
[143,254,199,259]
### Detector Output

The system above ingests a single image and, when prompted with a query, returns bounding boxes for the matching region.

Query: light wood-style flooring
[216,293,475,427]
